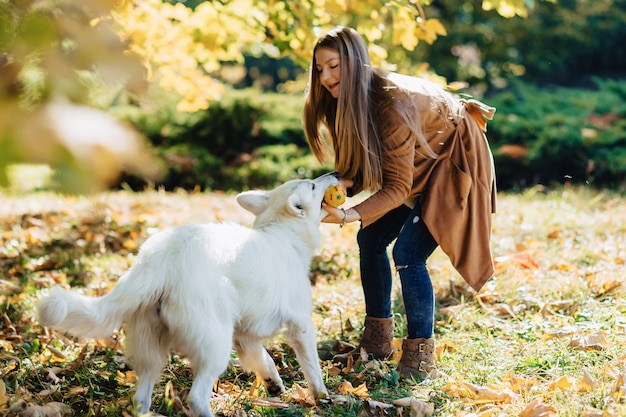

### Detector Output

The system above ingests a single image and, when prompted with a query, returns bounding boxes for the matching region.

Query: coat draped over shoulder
[352,73,496,292]
[420,102,496,291]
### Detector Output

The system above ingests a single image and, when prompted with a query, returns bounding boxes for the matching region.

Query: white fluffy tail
[38,281,138,339]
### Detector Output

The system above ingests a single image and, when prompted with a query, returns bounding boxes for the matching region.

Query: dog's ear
[287,193,307,218]
[237,191,269,215]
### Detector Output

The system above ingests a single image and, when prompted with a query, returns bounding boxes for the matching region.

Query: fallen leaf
[0,380,8,408]
[115,370,138,387]
[338,380,369,398]
[540,326,578,342]
[393,397,435,416]
[602,362,622,380]
[362,399,393,415]
[547,375,576,391]
[47,346,67,361]
[578,370,596,393]
[489,303,520,318]
[45,367,62,384]
[494,253,539,271]
[291,383,316,406]
[66,386,88,396]
[442,380,521,403]
[570,331,612,351]
[8,400,73,417]
[328,365,342,376]
[436,339,457,355]
[581,407,609,417]
[214,380,244,396]
[122,239,138,250]
[519,398,557,417]
[439,304,466,320]
[247,377,262,397]
[501,372,538,393]
[389,338,403,362]
[249,397,290,409]
[614,372,626,397]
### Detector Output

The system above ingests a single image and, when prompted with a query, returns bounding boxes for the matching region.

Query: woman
[303,26,497,379]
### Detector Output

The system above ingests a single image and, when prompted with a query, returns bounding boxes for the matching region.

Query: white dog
[37,174,337,417]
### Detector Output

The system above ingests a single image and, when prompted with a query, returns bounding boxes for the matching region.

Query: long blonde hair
[303,26,436,192]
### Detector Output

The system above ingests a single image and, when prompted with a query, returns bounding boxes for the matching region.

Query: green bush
[223,144,330,191]
[113,80,626,193]
[486,78,626,190]
[112,88,317,191]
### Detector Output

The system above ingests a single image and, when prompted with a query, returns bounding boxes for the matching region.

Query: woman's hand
[322,202,345,224]
[322,176,358,225]
[322,203,359,226]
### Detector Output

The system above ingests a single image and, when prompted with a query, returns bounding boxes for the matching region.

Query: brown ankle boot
[333,316,394,365]
[397,338,439,380]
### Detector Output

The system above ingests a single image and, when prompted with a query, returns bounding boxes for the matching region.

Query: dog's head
[237,173,339,230]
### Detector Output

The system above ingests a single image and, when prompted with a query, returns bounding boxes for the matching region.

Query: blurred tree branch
[0,0,552,192]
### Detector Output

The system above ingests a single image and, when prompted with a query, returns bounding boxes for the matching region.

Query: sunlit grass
[1,184,625,416]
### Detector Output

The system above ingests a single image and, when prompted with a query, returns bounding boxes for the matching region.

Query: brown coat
[351,74,496,292]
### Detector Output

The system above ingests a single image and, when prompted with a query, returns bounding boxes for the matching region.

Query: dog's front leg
[234,335,285,396]
[283,319,328,399]
[133,379,155,415]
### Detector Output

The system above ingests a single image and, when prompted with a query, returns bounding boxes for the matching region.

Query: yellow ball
[324,185,347,207]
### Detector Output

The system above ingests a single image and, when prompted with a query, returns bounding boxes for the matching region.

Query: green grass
[1,184,625,416]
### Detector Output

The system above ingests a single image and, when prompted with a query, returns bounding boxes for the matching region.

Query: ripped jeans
[356,203,438,339]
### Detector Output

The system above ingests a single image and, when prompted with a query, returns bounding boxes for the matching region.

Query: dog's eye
[311,183,316,191]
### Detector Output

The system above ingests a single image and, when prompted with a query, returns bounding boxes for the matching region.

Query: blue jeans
[356,203,438,339]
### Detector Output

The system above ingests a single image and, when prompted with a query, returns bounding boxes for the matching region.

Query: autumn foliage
[0,0,555,193]
[1,185,626,416]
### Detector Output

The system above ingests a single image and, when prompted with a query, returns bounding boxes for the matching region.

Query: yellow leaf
[292,383,316,406]
[437,339,457,355]
[580,408,605,417]
[392,8,419,51]
[482,0,528,18]
[214,380,243,396]
[501,372,538,393]
[363,399,394,414]
[68,386,89,395]
[324,0,347,15]
[540,326,577,342]
[602,362,622,380]
[547,375,576,391]
[570,331,612,351]
[421,18,447,44]
[393,397,435,416]
[390,338,403,362]
[578,370,596,393]
[519,398,557,417]
[0,380,8,408]
[494,252,539,271]
[338,380,369,398]
[47,346,67,361]
[442,380,520,403]
[614,373,626,397]
[10,401,73,417]
[447,81,469,91]
[328,365,342,376]
[248,376,262,397]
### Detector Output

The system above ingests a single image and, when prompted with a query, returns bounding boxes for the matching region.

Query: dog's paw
[263,378,285,396]
[314,388,330,401]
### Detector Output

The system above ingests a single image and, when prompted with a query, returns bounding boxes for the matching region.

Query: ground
[1,184,626,416]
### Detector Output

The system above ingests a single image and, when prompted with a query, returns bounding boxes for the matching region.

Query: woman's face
[315,47,341,99]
